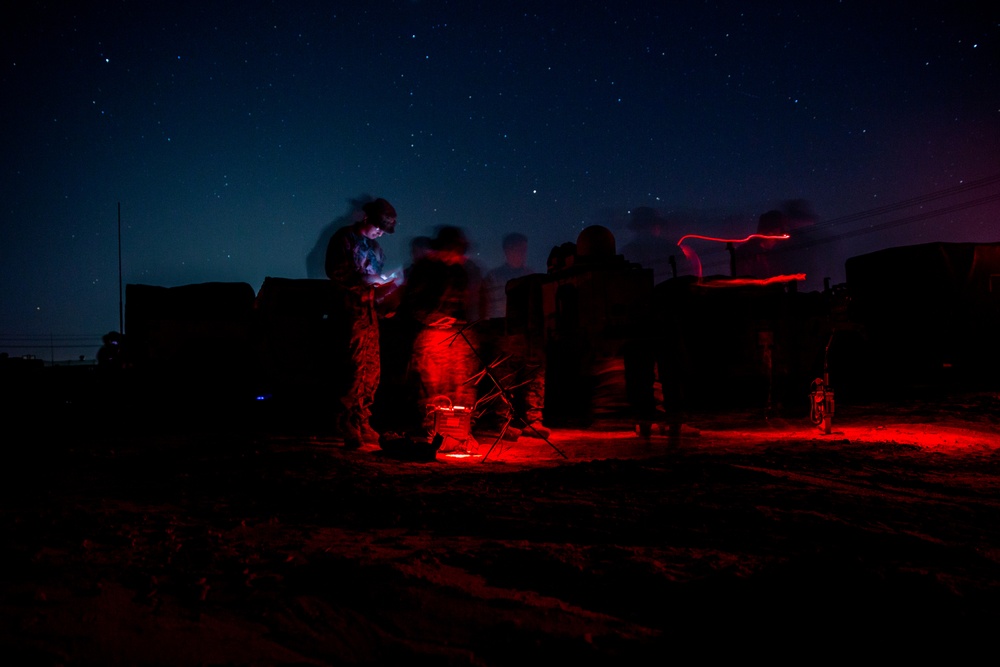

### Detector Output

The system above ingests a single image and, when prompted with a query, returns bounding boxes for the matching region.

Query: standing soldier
[325,197,399,448]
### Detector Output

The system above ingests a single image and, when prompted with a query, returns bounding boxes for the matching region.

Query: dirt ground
[2,389,1000,665]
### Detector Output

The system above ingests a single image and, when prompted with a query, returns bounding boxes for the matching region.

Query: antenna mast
[118,202,123,333]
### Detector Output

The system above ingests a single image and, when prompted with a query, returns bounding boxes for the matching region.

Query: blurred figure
[394,225,481,452]
[480,232,535,320]
[462,234,485,324]
[475,232,548,442]
[97,331,128,370]
[620,206,677,284]
[477,238,579,442]
[325,197,400,448]
[781,198,821,290]
[403,235,433,284]
[736,209,792,280]
[733,206,817,418]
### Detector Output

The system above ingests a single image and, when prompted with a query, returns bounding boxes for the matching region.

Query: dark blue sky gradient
[2,1,998,361]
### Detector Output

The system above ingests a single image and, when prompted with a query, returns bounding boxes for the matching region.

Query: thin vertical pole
[118,202,123,334]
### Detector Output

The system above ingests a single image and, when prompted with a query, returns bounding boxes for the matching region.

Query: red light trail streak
[675,233,797,283]
[676,233,790,245]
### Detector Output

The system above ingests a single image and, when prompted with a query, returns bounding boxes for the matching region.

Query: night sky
[2,1,998,362]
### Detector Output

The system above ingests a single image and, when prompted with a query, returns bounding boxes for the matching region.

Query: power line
[694,174,1000,258]
[777,192,1000,252]
[816,173,1000,228]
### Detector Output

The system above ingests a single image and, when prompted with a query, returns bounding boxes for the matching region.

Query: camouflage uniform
[326,223,385,446]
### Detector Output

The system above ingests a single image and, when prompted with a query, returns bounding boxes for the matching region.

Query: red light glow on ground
[411,412,998,467]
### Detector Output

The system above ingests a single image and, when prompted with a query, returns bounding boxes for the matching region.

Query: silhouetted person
[325,197,400,448]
